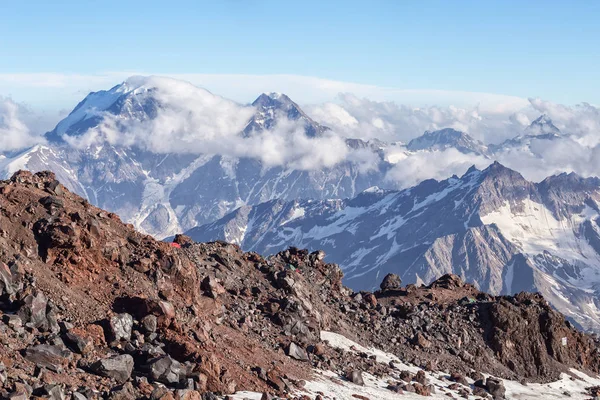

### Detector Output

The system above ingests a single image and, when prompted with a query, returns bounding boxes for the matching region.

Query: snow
[481,199,600,285]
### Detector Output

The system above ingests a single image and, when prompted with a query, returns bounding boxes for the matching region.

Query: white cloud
[0,98,46,152]
[64,76,351,171]
[0,72,529,113]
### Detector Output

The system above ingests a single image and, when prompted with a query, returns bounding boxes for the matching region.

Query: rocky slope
[187,162,600,333]
[2,171,600,399]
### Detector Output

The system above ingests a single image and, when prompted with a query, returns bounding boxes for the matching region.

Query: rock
[90,354,134,383]
[109,382,136,400]
[110,313,134,342]
[18,291,48,329]
[413,370,428,385]
[201,276,225,299]
[449,372,468,386]
[486,377,506,400]
[286,342,309,362]
[0,262,22,297]
[64,331,94,354]
[346,370,364,386]
[141,315,158,333]
[148,355,184,385]
[24,344,71,372]
[380,273,402,291]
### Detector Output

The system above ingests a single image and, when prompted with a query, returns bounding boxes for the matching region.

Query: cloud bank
[1,75,600,188]
[0,98,47,152]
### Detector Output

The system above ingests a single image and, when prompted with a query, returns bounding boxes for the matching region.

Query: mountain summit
[244,91,329,137]
[407,128,489,155]
[525,114,562,137]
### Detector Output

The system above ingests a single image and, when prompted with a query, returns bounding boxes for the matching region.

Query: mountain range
[2,76,599,332]
[187,162,600,332]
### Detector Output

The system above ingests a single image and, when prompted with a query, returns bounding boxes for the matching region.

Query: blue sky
[1,0,599,109]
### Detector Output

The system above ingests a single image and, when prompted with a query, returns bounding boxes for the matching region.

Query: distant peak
[526,114,561,136]
[252,92,294,108]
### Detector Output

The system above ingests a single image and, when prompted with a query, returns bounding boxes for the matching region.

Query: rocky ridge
[1,171,600,399]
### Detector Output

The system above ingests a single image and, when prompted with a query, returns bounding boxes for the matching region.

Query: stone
[24,344,71,372]
[201,276,225,299]
[486,378,506,400]
[380,273,402,291]
[64,331,94,354]
[149,355,184,385]
[141,314,158,333]
[18,291,48,329]
[90,354,134,383]
[286,342,309,362]
[346,370,364,386]
[109,382,136,400]
[110,313,134,342]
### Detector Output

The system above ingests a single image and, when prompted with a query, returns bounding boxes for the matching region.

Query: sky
[1,0,599,114]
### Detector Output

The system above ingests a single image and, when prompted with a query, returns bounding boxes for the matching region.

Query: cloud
[306,94,524,144]
[64,76,351,171]
[0,98,47,152]
[384,148,490,188]
[0,72,529,114]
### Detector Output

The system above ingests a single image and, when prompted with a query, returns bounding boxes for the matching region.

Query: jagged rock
[141,314,158,333]
[24,344,71,372]
[346,370,364,386]
[286,342,309,361]
[109,382,136,400]
[90,354,134,383]
[201,276,225,299]
[64,331,94,354]
[380,273,401,291]
[0,262,22,297]
[18,291,48,329]
[148,355,184,385]
[110,313,133,342]
[486,377,506,399]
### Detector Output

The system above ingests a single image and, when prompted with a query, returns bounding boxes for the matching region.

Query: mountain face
[3,170,600,400]
[406,128,489,156]
[0,77,391,239]
[186,162,600,332]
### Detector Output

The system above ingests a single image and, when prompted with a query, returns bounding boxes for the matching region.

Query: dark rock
[148,355,184,385]
[141,315,158,333]
[345,370,364,386]
[90,354,134,383]
[24,344,71,372]
[286,342,309,361]
[486,377,506,399]
[64,331,94,354]
[18,291,48,330]
[380,273,402,291]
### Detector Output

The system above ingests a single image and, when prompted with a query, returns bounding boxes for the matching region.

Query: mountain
[243,92,329,137]
[186,162,600,332]
[489,114,565,152]
[2,170,600,400]
[0,77,391,239]
[406,128,489,156]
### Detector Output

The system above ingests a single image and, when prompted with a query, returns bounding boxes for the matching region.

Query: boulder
[148,355,184,385]
[380,273,402,291]
[345,370,364,386]
[24,344,71,372]
[90,354,134,383]
[110,313,134,342]
[286,342,309,362]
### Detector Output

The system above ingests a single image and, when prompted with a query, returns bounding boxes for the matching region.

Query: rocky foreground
[1,171,600,399]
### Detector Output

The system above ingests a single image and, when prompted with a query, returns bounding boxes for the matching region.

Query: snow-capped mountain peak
[525,114,561,137]
[406,128,488,156]
[244,92,330,137]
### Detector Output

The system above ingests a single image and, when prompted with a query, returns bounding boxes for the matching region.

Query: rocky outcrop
[0,171,599,399]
